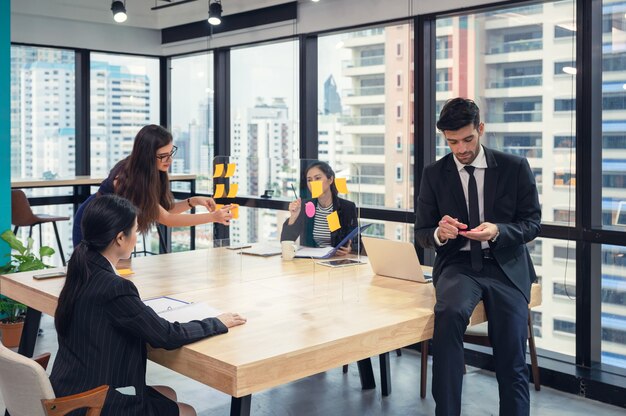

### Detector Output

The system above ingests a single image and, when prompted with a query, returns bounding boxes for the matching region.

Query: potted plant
[0,229,55,347]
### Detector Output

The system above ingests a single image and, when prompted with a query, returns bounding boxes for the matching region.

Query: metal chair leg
[52,221,66,266]
[528,311,541,391]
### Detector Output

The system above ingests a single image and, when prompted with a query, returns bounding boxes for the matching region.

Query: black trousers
[431,253,530,416]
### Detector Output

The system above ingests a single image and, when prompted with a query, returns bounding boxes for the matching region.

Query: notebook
[362,237,432,283]
[295,223,372,259]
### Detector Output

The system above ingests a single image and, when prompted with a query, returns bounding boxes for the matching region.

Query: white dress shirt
[434,144,489,250]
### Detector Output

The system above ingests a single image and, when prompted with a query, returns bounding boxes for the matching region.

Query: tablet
[316,258,365,268]
[33,271,66,280]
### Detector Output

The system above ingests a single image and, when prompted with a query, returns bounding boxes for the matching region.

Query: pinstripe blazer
[50,251,228,415]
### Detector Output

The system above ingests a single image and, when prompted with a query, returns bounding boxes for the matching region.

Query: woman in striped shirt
[281,161,357,253]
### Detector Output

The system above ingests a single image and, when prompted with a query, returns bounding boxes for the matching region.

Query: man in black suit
[415,98,541,416]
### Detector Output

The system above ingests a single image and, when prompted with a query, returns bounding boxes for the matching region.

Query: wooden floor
[2,315,624,416]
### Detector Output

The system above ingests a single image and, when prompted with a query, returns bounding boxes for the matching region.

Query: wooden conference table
[0,248,538,415]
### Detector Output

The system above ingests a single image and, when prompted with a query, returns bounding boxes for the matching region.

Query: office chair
[0,342,108,416]
[11,190,69,266]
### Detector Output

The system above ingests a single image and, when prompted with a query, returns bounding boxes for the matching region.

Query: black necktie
[464,166,483,271]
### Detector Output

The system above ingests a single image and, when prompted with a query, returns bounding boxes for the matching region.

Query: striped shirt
[313,203,333,247]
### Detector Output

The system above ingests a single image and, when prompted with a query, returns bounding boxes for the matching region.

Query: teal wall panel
[0,1,10,258]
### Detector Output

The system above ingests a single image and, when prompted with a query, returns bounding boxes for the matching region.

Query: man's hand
[460,222,499,242]
[437,215,467,243]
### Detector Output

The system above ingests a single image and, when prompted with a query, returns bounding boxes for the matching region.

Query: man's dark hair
[436,98,481,131]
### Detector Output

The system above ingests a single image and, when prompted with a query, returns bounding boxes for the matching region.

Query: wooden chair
[0,342,108,416]
[11,190,70,266]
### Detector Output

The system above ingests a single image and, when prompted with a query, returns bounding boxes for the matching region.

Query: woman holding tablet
[281,161,357,255]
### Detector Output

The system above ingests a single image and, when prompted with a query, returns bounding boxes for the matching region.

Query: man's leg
[481,262,530,416]
[432,263,483,416]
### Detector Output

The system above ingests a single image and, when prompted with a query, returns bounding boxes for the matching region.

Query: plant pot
[0,321,24,348]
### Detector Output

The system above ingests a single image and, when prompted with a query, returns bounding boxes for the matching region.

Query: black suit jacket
[415,146,541,301]
[50,251,228,415]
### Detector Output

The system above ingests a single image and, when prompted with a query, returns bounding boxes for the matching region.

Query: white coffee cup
[281,240,298,260]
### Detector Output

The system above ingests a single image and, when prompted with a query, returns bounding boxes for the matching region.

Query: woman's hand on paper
[217,312,247,328]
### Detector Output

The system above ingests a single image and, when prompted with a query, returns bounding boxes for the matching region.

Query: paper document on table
[144,297,222,323]
[296,247,334,258]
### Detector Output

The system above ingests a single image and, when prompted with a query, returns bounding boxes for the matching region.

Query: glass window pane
[602,1,626,229]
[90,53,160,176]
[533,237,577,359]
[601,244,626,369]
[11,46,76,179]
[230,40,299,199]
[435,2,577,226]
[169,53,214,251]
[317,23,415,221]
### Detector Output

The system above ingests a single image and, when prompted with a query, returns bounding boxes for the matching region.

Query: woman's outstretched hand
[191,196,217,212]
[211,204,233,225]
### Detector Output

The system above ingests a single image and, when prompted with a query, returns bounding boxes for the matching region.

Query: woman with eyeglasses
[72,124,232,246]
[53,195,246,416]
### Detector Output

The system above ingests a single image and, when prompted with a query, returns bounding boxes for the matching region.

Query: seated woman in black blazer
[281,161,357,254]
[51,195,246,416]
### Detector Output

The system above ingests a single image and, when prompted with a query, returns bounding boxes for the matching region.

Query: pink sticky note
[305,201,315,218]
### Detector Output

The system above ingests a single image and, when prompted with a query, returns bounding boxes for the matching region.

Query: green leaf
[0,230,26,254]
[39,246,55,258]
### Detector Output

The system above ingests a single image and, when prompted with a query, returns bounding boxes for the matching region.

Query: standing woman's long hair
[55,195,137,338]
[115,124,175,233]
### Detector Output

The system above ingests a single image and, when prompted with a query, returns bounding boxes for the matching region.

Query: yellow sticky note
[213,164,225,178]
[310,180,323,198]
[335,177,349,194]
[214,184,225,198]
[215,204,224,210]
[326,211,341,232]
[227,183,238,198]
[231,204,239,219]
[225,163,237,178]
[116,268,134,277]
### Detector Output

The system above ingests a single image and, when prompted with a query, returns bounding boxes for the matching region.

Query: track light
[111,0,127,23]
[208,0,222,26]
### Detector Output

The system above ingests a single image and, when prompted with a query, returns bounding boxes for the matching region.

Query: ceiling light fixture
[208,0,222,26]
[111,0,127,23]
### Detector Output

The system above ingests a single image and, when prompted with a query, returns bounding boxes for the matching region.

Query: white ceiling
[11,0,296,30]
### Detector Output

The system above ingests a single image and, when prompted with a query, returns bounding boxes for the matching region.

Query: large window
[169,53,214,250]
[90,53,160,176]
[317,22,415,238]
[230,40,299,243]
[436,1,577,361]
[435,2,577,228]
[10,45,77,266]
[11,45,76,179]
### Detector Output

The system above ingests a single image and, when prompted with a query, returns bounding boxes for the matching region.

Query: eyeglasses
[156,145,178,161]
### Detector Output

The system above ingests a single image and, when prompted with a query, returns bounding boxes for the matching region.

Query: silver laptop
[362,237,432,283]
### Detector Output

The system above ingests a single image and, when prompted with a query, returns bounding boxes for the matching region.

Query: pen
[290,183,299,200]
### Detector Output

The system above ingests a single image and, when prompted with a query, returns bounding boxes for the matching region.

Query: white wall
[11,13,162,56]
[12,0,500,56]
[162,0,497,55]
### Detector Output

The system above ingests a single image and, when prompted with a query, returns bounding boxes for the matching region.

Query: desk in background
[11,174,197,252]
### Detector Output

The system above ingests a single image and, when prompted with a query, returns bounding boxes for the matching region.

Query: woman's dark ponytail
[55,195,137,338]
